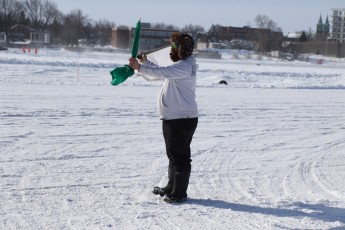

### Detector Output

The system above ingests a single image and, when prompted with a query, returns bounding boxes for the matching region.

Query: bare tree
[62,9,90,47]
[254,14,281,32]
[181,24,205,34]
[93,19,115,46]
[48,10,64,44]
[151,22,179,30]
[0,0,23,39]
[23,0,59,31]
[207,24,223,42]
[254,14,282,52]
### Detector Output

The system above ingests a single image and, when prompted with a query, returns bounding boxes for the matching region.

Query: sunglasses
[171,42,179,49]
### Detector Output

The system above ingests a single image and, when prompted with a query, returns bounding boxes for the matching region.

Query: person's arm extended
[129,57,164,81]
[139,61,190,80]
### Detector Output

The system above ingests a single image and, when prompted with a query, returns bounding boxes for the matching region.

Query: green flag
[110,20,141,85]
[131,20,141,59]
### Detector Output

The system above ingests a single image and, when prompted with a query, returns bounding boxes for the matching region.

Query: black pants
[162,117,198,197]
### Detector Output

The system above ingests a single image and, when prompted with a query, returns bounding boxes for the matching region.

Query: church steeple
[316,15,323,34]
[324,15,330,35]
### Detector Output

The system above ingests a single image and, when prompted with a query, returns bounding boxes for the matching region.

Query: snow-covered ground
[1,48,345,229]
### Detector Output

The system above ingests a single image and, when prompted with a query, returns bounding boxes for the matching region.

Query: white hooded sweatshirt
[139,56,198,120]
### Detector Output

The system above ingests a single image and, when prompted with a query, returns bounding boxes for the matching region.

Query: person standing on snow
[129,32,198,203]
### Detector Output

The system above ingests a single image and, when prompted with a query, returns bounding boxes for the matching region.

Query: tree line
[0,0,209,47]
[1,0,116,46]
[1,0,282,47]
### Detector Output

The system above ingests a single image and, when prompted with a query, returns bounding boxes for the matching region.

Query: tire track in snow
[282,138,345,203]
[189,138,266,229]
[190,142,227,199]
[309,140,345,202]
[223,127,286,204]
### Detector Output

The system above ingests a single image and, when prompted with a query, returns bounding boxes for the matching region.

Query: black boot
[162,163,175,193]
[163,170,190,203]
[165,169,190,203]
[152,186,166,196]
[163,194,187,203]
[152,163,175,196]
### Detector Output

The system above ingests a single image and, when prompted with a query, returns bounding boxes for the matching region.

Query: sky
[55,0,344,34]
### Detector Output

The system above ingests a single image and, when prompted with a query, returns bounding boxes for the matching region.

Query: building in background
[112,23,178,51]
[112,26,131,49]
[30,31,50,44]
[331,8,345,43]
[0,32,6,43]
[281,12,345,58]
[316,14,330,41]
[111,17,344,58]
[202,25,283,52]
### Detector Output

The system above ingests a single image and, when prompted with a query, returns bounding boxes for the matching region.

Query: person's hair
[178,33,194,60]
[170,32,181,44]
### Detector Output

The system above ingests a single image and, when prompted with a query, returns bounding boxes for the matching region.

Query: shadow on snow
[188,198,345,225]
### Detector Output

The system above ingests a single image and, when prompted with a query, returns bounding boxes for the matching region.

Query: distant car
[0,45,8,51]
